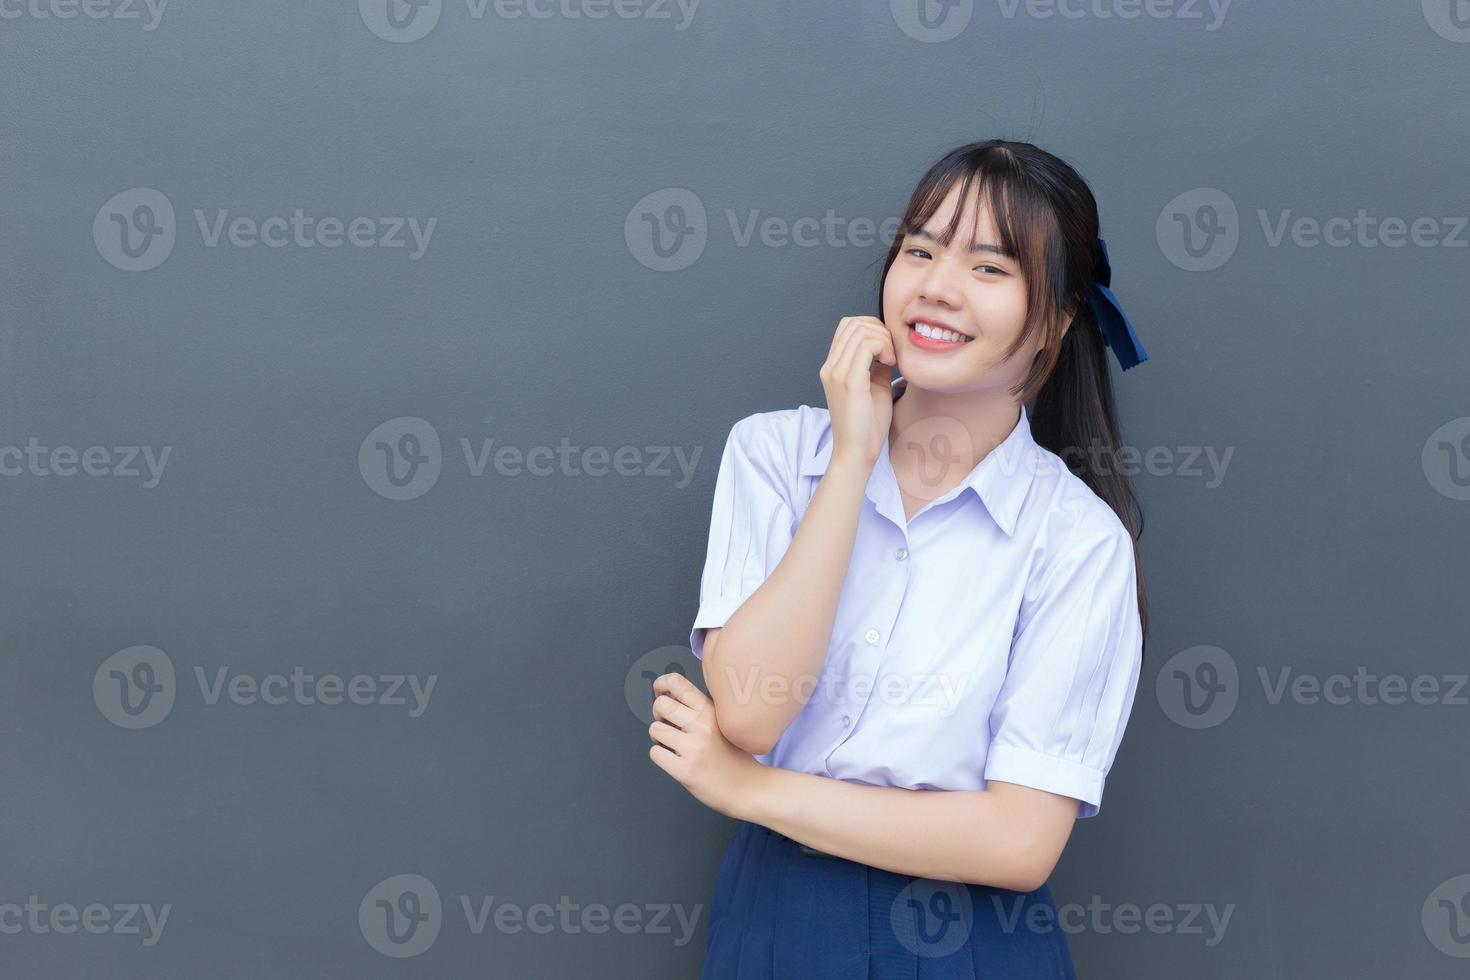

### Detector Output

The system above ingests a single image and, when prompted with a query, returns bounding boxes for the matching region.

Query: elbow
[1007,862,1051,895]
[701,640,785,756]
[968,813,1059,893]
[714,711,779,756]
[1007,833,1063,894]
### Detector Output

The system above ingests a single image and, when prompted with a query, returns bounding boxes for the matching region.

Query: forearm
[741,766,1042,892]
[703,456,871,754]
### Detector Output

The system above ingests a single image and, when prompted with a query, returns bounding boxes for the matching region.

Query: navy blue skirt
[702,821,1076,979]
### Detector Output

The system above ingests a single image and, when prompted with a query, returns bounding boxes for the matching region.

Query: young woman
[648,140,1150,978]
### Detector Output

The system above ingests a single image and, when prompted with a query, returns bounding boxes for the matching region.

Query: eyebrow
[910,227,1016,259]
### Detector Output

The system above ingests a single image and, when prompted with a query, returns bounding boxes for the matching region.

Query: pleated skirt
[701,820,1077,979]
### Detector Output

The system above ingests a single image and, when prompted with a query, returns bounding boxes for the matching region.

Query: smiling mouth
[907,319,975,347]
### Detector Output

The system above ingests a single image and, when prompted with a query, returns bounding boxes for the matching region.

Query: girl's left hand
[647,672,765,820]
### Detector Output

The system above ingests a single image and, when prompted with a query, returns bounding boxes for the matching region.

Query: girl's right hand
[819,316,898,469]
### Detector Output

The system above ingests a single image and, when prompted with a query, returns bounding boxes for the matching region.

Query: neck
[889,379,1022,473]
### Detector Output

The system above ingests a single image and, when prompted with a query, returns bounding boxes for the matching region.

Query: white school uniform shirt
[689,376,1144,818]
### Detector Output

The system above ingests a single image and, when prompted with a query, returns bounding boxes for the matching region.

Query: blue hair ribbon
[1088,238,1149,371]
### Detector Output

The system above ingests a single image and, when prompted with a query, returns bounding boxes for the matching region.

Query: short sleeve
[983,522,1143,818]
[688,413,799,660]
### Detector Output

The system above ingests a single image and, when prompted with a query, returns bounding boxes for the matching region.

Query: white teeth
[913,322,971,343]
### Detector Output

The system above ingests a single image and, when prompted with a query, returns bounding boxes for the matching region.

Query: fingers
[835,323,894,389]
[648,720,686,753]
[651,670,709,711]
[826,317,894,378]
[651,692,698,729]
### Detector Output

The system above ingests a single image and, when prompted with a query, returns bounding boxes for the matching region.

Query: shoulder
[1024,445,1135,569]
[722,403,831,471]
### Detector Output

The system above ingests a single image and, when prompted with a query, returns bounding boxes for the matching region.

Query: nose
[917,257,964,309]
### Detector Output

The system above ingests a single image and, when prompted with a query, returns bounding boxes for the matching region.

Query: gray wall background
[3,1,1469,976]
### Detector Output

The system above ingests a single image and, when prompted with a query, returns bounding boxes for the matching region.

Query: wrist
[738,761,784,825]
[827,452,876,480]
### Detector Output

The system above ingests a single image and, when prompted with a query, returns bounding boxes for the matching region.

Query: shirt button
[895,547,908,562]
[864,628,880,645]
[841,715,852,727]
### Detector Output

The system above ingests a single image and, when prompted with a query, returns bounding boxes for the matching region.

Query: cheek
[972,283,1029,336]
[883,268,926,326]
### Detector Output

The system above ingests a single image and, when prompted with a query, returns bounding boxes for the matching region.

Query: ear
[1057,304,1077,342]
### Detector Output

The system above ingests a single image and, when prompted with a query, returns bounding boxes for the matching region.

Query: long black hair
[876,140,1150,645]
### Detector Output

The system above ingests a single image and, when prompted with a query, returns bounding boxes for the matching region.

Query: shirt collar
[797,376,1039,536]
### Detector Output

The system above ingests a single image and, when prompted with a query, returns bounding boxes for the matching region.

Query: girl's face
[882,181,1042,395]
